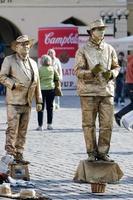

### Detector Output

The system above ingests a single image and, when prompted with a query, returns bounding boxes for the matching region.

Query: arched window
[62,17,86,26]
[0,17,21,55]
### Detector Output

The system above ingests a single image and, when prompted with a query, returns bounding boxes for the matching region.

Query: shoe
[114,113,121,126]
[120,102,125,107]
[121,118,133,131]
[36,126,43,131]
[55,104,60,109]
[3,154,14,164]
[97,154,114,162]
[47,124,53,130]
[87,153,96,162]
[14,152,30,164]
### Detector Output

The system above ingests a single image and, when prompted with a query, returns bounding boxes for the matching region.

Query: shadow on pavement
[31,128,83,133]
[30,178,133,199]
[110,151,133,155]
[121,176,133,184]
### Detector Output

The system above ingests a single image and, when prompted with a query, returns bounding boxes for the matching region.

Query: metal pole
[113,18,116,37]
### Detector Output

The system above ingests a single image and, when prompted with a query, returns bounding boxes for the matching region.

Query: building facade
[0,0,129,59]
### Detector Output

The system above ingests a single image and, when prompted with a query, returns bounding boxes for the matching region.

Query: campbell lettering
[45,32,78,46]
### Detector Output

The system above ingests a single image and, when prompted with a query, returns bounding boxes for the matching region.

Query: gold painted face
[16,42,30,57]
[92,27,105,40]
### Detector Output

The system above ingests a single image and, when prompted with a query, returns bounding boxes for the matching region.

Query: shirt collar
[16,53,29,62]
[87,37,105,50]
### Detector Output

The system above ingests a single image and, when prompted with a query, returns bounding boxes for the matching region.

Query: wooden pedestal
[9,163,30,181]
[73,160,124,193]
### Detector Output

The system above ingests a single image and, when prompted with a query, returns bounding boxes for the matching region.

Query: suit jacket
[0,54,42,106]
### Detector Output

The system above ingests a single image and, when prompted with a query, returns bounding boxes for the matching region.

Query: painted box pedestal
[9,163,30,181]
[73,160,124,193]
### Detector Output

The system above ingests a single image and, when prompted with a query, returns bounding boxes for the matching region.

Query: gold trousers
[80,96,114,155]
[5,104,31,156]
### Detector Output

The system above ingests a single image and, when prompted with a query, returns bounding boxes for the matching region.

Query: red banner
[38,26,78,90]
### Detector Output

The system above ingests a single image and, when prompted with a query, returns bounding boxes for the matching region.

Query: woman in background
[36,54,60,131]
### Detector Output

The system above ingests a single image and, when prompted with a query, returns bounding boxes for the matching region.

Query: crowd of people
[0,18,132,164]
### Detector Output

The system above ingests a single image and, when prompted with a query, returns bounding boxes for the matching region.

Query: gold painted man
[74,19,120,162]
[0,35,42,163]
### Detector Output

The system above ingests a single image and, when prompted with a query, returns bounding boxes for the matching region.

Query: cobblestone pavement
[0,95,133,200]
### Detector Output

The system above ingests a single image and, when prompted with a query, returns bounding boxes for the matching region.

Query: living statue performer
[74,19,120,162]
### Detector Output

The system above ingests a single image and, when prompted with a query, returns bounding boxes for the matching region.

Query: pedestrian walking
[74,19,120,162]
[114,52,127,106]
[115,55,133,130]
[47,49,63,109]
[36,54,60,131]
[0,35,42,163]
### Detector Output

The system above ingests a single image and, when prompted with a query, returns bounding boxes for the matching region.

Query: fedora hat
[87,19,106,32]
[11,35,34,51]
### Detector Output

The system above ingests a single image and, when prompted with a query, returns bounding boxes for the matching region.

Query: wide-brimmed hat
[11,35,34,51]
[87,19,106,32]
[0,183,19,198]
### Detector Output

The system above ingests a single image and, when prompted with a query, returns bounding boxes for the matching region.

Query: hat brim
[11,39,34,52]
[87,30,90,34]
[87,25,106,32]
[0,193,20,198]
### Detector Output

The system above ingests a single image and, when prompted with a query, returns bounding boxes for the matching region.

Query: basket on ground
[91,183,106,193]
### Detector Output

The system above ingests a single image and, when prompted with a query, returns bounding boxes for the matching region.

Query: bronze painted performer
[74,19,120,162]
[0,35,42,164]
